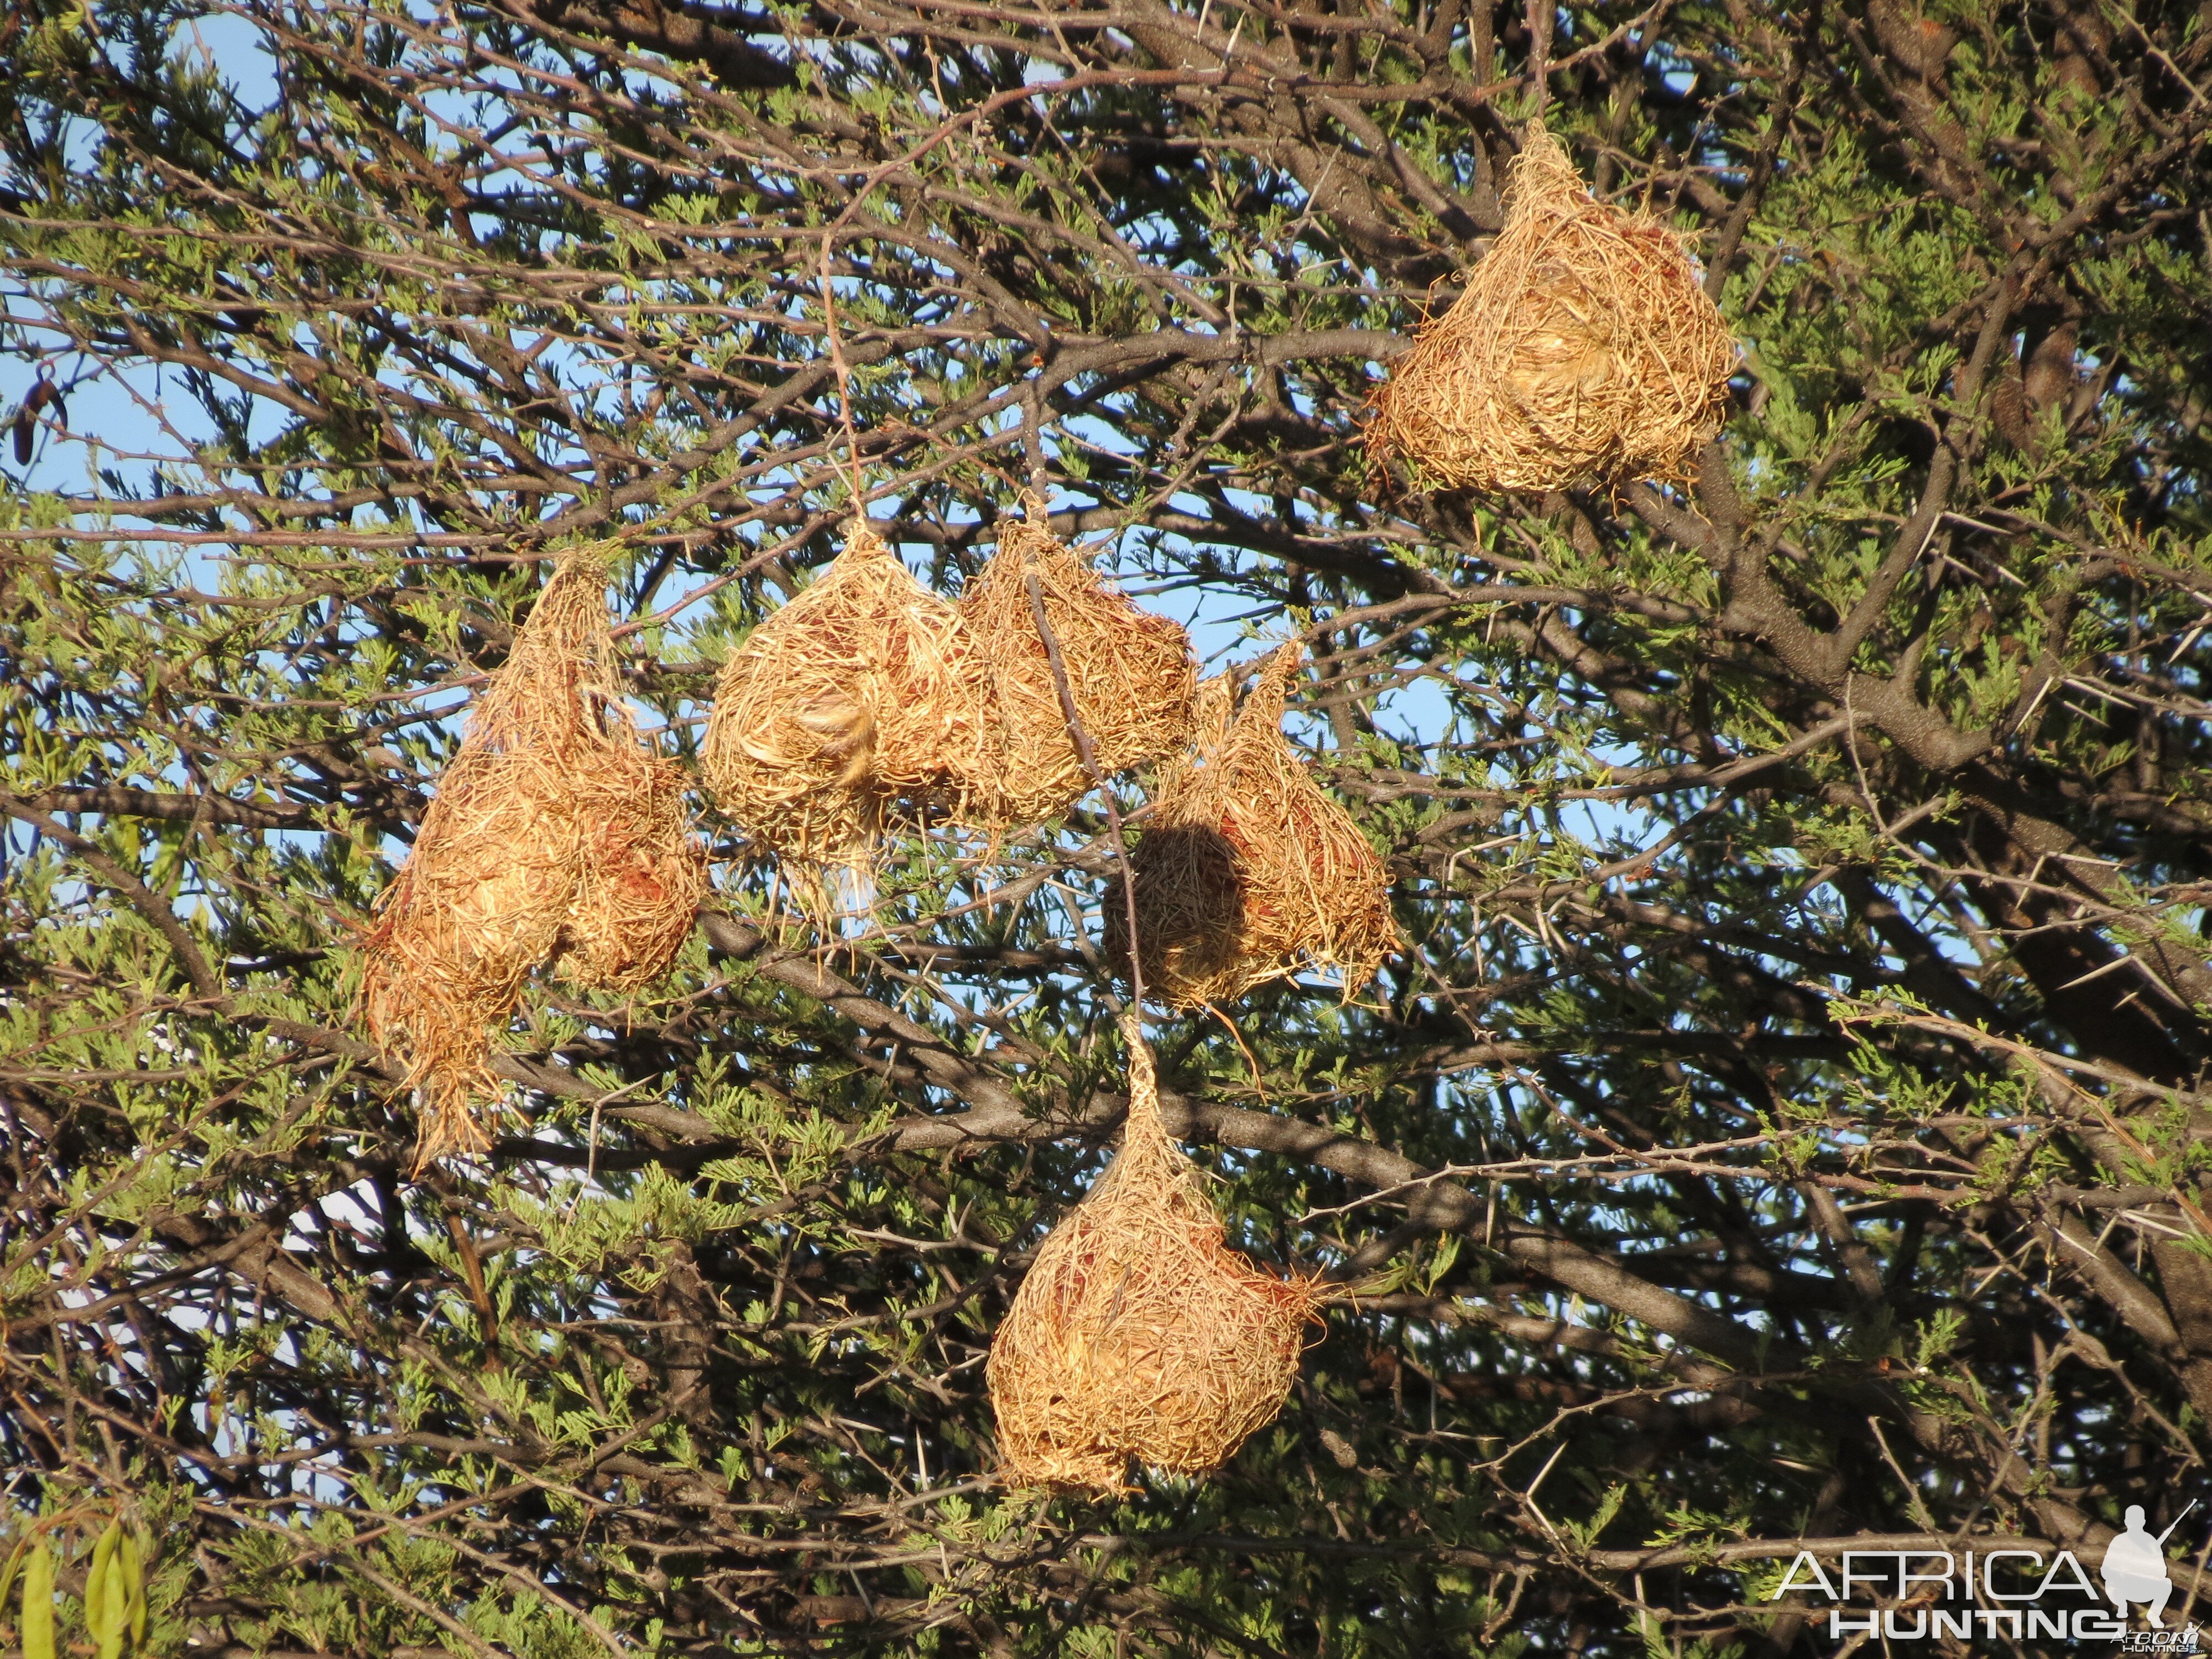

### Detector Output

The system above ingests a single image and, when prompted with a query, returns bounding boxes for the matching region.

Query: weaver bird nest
[1365,122,1738,493]
[960,505,1197,825]
[988,1016,1319,1491]
[700,521,991,890]
[1109,643,1396,1009]
[359,545,707,1164]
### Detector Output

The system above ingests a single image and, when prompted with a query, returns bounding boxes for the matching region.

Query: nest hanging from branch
[359,544,706,1164]
[1365,122,1738,494]
[1108,644,1396,1009]
[988,1016,1319,1491]
[700,521,990,884]
[958,506,1197,826]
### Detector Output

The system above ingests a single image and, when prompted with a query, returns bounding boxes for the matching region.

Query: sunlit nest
[358,544,706,1166]
[1108,644,1397,1010]
[1364,121,1739,494]
[700,521,992,898]
[987,1016,1321,1492]
[957,504,1197,827]
[359,752,572,1165]
[555,742,709,994]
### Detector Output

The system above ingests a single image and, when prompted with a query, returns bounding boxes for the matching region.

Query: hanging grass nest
[1365,121,1739,493]
[1108,643,1396,1009]
[700,521,990,882]
[958,504,1197,826]
[988,1016,1320,1491]
[359,544,706,1164]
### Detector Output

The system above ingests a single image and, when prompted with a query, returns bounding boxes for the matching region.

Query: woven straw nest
[959,505,1197,825]
[1365,121,1739,493]
[988,1016,1319,1491]
[1108,643,1397,1009]
[359,545,707,1164]
[700,522,991,885]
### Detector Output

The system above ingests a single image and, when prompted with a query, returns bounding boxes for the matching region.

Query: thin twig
[817,234,869,508]
[1526,0,1553,116]
[1022,566,1147,1011]
[1704,0,1822,300]
[0,787,221,998]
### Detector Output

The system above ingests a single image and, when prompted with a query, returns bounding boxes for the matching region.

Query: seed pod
[119,1530,147,1650]
[21,1541,55,1659]
[86,1520,126,1659]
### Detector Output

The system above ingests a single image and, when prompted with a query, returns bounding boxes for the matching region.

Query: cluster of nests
[1365,122,1739,493]
[354,511,1394,1494]
[697,503,1397,1010]
[690,508,1393,1490]
[695,510,1202,880]
[356,118,1745,1494]
[354,513,1400,1116]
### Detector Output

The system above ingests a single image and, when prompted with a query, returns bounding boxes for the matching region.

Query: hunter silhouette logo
[2104,1503,2195,1627]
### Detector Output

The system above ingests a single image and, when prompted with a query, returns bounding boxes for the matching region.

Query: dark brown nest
[1109,644,1397,1009]
[987,1015,1320,1491]
[958,506,1196,826]
[700,521,990,885]
[1365,122,1739,493]
[359,544,706,1164]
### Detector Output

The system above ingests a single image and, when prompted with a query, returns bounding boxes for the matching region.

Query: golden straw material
[700,522,991,877]
[359,545,706,1164]
[1109,643,1397,1009]
[361,752,577,1161]
[958,508,1196,825]
[1365,122,1739,493]
[556,745,708,993]
[988,1018,1319,1491]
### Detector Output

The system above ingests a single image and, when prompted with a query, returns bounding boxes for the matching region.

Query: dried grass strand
[987,1015,1319,1491]
[1365,122,1738,493]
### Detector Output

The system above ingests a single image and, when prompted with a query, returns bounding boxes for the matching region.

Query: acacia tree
[4,0,2212,1652]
